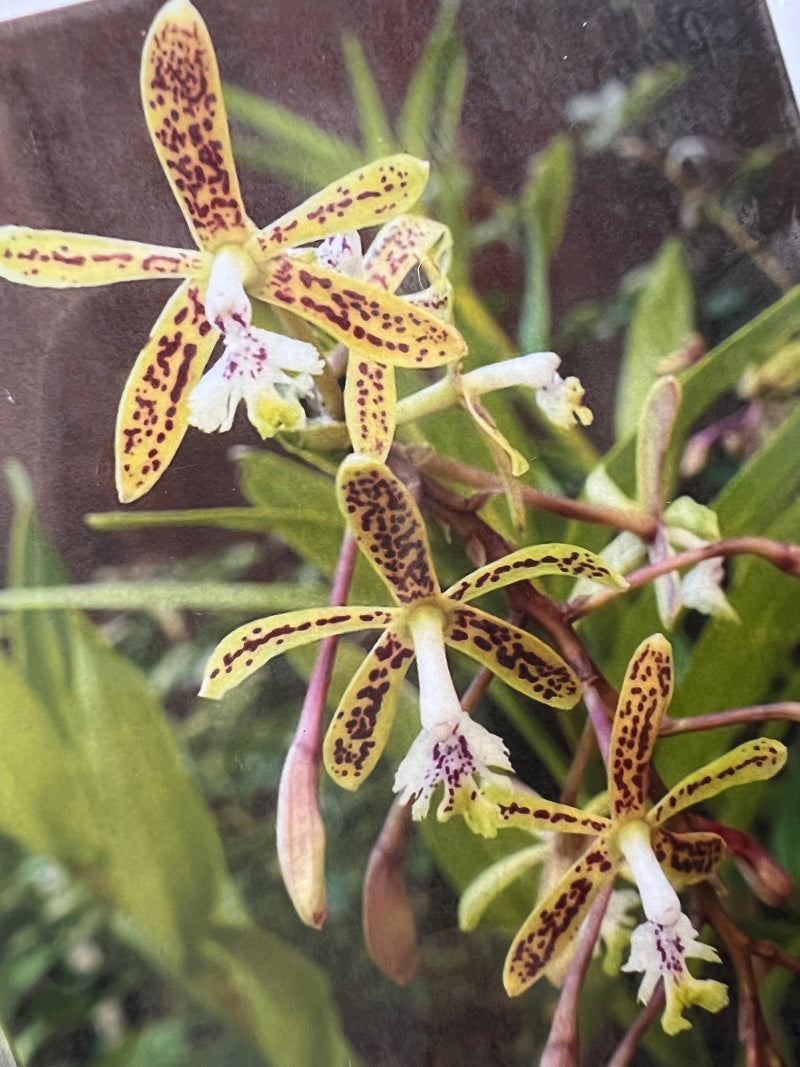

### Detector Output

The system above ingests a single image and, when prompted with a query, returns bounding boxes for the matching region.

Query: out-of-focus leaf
[86,506,285,534]
[398,0,460,158]
[616,238,693,439]
[235,451,385,603]
[2,470,359,1065]
[518,217,549,353]
[0,581,328,615]
[223,85,362,190]
[93,1021,184,1067]
[710,402,800,536]
[605,283,800,493]
[618,63,687,128]
[521,134,574,261]
[341,32,395,157]
[194,923,358,1067]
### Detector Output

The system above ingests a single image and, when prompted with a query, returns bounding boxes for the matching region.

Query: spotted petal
[115,279,218,502]
[256,156,430,254]
[504,835,619,995]
[445,604,581,709]
[651,828,726,886]
[0,228,202,287]
[648,737,787,826]
[324,630,415,789]
[142,0,253,251]
[337,458,439,605]
[201,606,398,700]
[446,544,627,603]
[489,793,611,836]
[609,634,673,819]
[363,215,451,291]
[344,357,397,462]
[256,254,467,367]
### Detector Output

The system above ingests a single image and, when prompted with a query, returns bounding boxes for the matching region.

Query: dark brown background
[1,0,797,578]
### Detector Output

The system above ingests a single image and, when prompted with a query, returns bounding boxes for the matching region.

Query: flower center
[407,604,462,739]
[616,818,681,926]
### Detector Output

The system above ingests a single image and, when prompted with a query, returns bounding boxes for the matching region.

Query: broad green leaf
[616,238,693,439]
[193,923,358,1067]
[341,32,395,157]
[0,658,99,871]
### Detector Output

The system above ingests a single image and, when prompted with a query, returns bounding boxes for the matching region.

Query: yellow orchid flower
[200,457,625,820]
[0,0,464,502]
[315,216,453,461]
[493,633,785,1034]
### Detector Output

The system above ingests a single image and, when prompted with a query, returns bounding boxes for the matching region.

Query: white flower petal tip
[393,714,513,838]
[622,914,729,1035]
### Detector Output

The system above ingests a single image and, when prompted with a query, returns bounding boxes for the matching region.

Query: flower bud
[363,799,420,986]
[277,730,328,929]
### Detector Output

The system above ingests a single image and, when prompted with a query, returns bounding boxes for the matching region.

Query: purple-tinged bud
[363,799,420,986]
[277,729,328,929]
[692,816,794,908]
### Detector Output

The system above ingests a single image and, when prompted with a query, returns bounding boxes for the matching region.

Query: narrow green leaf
[223,84,362,187]
[521,134,575,260]
[518,216,550,353]
[0,581,328,615]
[235,451,386,604]
[616,238,693,439]
[86,506,283,534]
[341,32,395,157]
[398,0,460,157]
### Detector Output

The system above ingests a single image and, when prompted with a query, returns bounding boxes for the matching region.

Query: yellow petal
[446,543,628,603]
[256,156,430,253]
[504,835,618,996]
[609,634,673,819]
[142,0,254,251]
[201,606,398,700]
[445,604,581,710]
[651,828,725,887]
[256,254,467,367]
[0,227,201,287]
[323,630,414,789]
[363,214,451,291]
[488,791,611,835]
[115,279,218,502]
[649,737,787,826]
[337,457,440,605]
[343,357,397,462]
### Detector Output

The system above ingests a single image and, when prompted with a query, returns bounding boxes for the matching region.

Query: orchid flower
[493,633,785,1034]
[573,376,736,627]
[200,458,626,824]
[0,0,465,502]
[314,217,454,462]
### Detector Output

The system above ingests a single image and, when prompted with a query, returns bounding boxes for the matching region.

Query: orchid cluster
[1,0,798,1061]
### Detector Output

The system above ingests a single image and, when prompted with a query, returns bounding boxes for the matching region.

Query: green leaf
[618,64,687,129]
[397,0,461,157]
[223,85,362,190]
[235,451,386,604]
[193,923,359,1067]
[0,581,328,615]
[605,283,800,493]
[521,134,574,260]
[341,32,395,157]
[616,238,693,439]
